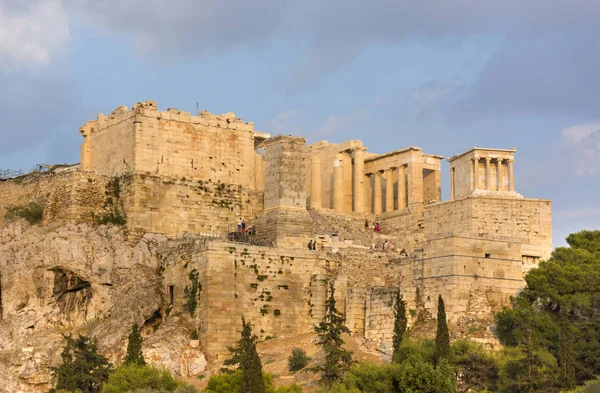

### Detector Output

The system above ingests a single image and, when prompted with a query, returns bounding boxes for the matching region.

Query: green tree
[451,340,498,393]
[310,282,353,386]
[321,361,455,393]
[124,324,146,366]
[496,230,600,387]
[435,295,450,365]
[565,230,600,254]
[51,335,112,393]
[204,370,302,393]
[288,348,310,372]
[392,291,408,364]
[102,364,183,393]
[224,318,266,393]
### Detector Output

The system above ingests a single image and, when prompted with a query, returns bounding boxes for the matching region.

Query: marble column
[353,149,365,213]
[364,173,373,213]
[374,171,382,214]
[473,158,479,192]
[450,167,455,200]
[311,155,322,208]
[333,154,344,212]
[485,157,491,190]
[496,159,503,191]
[509,159,515,192]
[385,167,395,212]
[398,165,406,209]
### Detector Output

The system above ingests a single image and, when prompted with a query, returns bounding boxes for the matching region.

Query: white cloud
[561,121,600,176]
[265,110,302,135]
[311,109,369,140]
[0,0,71,71]
[562,121,600,143]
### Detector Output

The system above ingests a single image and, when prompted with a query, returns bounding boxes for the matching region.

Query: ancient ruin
[0,100,552,391]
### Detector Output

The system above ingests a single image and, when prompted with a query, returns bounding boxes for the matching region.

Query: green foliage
[124,324,146,366]
[184,269,201,317]
[496,230,600,389]
[310,283,353,386]
[51,335,112,393]
[288,348,310,372]
[224,318,266,393]
[566,230,600,253]
[496,347,560,393]
[393,338,436,365]
[320,361,455,393]
[435,295,451,365]
[101,364,183,393]
[392,291,408,363]
[5,200,44,224]
[452,340,499,393]
[203,370,302,393]
[95,210,126,225]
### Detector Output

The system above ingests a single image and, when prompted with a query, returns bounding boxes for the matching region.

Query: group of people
[364,219,381,233]
[237,218,246,233]
[307,240,318,250]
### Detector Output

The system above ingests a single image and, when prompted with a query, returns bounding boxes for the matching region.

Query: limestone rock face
[0,222,206,393]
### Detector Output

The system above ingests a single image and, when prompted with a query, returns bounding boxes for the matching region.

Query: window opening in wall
[168,285,174,305]
[485,253,491,258]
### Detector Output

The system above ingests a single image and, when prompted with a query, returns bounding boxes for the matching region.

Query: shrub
[5,200,44,224]
[102,365,182,393]
[288,348,310,372]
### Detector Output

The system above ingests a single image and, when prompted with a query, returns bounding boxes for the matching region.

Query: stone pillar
[385,168,395,212]
[450,167,455,200]
[509,159,515,192]
[333,154,344,212]
[485,157,491,190]
[311,155,322,208]
[473,158,479,192]
[353,149,365,213]
[364,174,372,213]
[398,165,406,209]
[373,171,382,215]
[496,159,503,191]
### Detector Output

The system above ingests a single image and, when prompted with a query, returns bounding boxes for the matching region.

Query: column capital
[508,158,515,162]
[485,157,492,162]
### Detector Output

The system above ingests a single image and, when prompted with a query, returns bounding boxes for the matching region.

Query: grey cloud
[449,27,600,121]
[0,67,77,168]
[65,0,289,60]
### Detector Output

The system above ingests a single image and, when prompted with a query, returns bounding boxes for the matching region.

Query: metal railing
[0,169,24,180]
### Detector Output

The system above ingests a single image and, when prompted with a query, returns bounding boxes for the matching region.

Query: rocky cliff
[0,222,206,393]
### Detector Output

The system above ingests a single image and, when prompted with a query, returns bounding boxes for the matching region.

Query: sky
[0,0,599,248]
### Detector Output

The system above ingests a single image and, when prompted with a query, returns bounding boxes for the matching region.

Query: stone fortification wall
[162,242,326,360]
[423,196,552,259]
[125,174,263,239]
[0,172,110,228]
[345,287,398,354]
[80,101,260,189]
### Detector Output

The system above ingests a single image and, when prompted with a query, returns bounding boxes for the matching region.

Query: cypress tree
[124,324,146,366]
[310,282,353,386]
[224,317,265,393]
[392,291,408,363]
[51,335,112,393]
[435,295,450,365]
[559,318,576,390]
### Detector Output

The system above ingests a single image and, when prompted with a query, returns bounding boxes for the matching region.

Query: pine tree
[124,324,146,366]
[224,317,265,393]
[51,335,112,393]
[559,318,576,390]
[435,295,450,365]
[392,291,408,363]
[310,282,353,386]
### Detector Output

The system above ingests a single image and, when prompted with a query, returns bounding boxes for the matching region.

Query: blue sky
[1,0,599,247]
